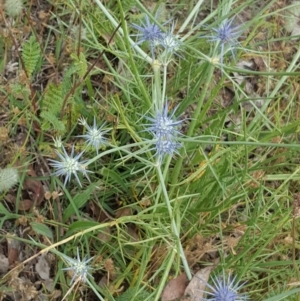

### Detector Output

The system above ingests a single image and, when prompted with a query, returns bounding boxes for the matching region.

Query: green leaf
[63,183,97,222]
[21,35,41,77]
[101,167,128,192]
[67,221,100,235]
[262,288,300,301]
[30,222,53,240]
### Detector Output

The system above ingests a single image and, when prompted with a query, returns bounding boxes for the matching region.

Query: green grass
[1,0,300,300]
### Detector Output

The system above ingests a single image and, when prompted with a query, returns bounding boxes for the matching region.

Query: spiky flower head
[62,248,94,285]
[204,18,243,66]
[48,145,91,187]
[159,21,182,59]
[78,117,108,154]
[131,13,164,58]
[145,102,183,159]
[199,272,248,301]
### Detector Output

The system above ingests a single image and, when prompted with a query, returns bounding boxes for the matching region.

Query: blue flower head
[62,248,94,285]
[144,102,183,159]
[204,18,243,66]
[131,13,164,58]
[78,117,108,154]
[199,272,248,301]
[48,145,92,187]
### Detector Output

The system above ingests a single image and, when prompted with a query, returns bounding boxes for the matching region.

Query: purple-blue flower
[49,145,92,187]
[204,18,243,66]
[131,13,164,57]
[199,272,248,301]
[62,248,94,285]
[78,117,108,154]
[144,102,183,159]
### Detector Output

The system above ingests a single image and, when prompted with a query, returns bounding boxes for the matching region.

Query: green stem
[153,60,162,110]
[178,0,204,34]
[156,165,192,280]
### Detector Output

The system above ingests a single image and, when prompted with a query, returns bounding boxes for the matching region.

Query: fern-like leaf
[40,111,66,133]
[40,83,66,133]
[42,83,63,114]
[21,35,41,77]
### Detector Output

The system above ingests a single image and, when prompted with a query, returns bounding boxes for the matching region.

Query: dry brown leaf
[161,273,188,301]
[182,267,213,301]
[35,254,50,280]
[0,253,9,273]
[7,234,21,265]
[97,226,112,243]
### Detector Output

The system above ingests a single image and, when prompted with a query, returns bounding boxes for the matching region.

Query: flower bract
[48,145,91,187]
[62,248,94,285]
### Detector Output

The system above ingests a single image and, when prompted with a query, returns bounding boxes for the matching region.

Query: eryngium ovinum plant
[48,0,249,298]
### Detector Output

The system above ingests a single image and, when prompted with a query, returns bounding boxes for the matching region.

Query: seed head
[0,167,19,192]
[48,145,91,187]
[4,0,23,17]
[78,117,108,154]
[62,248,94,285]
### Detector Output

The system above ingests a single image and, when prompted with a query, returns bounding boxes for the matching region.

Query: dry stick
[59,19,124,119]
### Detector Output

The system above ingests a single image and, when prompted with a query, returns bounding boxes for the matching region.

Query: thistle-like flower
[204,18,243,66]
[131,13,164,58]
[145,102,183,159]
[199,272,248,301]
[48,145,91,187]
[62,248,94,285]
[78,117,108,154]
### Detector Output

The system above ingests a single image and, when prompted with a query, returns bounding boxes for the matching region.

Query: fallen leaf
[182,267,213,301]
[7,234,21,265]
[35,254,50,280]
[161,273,188,301]
[0,253,9,273]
